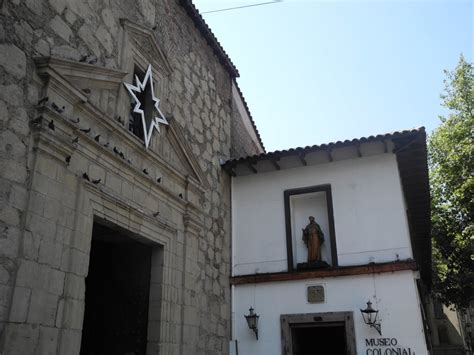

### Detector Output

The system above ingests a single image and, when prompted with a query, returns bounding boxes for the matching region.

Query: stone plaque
[307,285,325,303]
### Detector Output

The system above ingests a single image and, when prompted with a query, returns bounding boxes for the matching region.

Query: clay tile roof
[180,0,239,78]
[224,127,425,166]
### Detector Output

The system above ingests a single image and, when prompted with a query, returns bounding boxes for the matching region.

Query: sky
[193,0,473,152]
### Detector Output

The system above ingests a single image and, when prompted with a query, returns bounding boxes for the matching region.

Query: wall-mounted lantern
[360,300,382,335]
[244,307,259,340]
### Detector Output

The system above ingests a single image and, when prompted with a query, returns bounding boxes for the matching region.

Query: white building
[224,128,431,355]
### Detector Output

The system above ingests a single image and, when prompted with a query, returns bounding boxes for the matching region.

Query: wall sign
[365,338,415,355]
[124,64,168,149]
[307,285,325,303]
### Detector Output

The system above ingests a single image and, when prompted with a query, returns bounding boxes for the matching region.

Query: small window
[128,66,155,142]
[284,184,338,271]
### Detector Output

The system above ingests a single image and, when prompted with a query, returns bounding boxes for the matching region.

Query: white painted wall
[232,271,428,355]
[231,153,413,276]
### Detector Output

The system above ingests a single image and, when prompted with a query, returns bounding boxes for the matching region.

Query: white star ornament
[124,64,168,149]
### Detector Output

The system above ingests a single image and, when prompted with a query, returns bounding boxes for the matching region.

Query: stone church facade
[0,0,264,354]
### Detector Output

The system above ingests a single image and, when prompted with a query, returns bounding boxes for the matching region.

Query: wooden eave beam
[298,152,307,166]
[230,260,417,285]
[326,149,333,162]
[270,157,281,170]
[355,144,362,157]
[247,161,258,174]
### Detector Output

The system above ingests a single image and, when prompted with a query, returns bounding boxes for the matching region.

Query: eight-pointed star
[124,64,168,149]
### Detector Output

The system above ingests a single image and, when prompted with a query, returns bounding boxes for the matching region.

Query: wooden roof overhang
[224,128,432,286]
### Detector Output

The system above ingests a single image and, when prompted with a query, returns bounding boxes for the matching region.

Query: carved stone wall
[0,0,251,354]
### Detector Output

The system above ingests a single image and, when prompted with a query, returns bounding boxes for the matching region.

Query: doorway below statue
[281,312,356,355]
[291,323,346,355]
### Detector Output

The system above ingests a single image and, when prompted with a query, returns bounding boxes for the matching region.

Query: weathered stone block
[105,171,122,194]
[36,326,59,355]
[95,25,113,55]
[183,305,199,326]
[58,328,82,355]
[64,273,85,300]
[23,230,40,260]
[0,205,20,227]
[34,39,50,56]
[0,284,11,307]
[51,45,80,61]
[27,289,58,326]
[67,248,89,277]
[36,156,58,180]
[0,44,26,79]
[9,107,29,136]
[3,323,40,354]
[49,0,66,14]
[43,197,61,220]
[0,224,20,258]
[9,286,31,322]
[49,16,73,42]
[14,20,34,46]
[62,298,84,330]
[47,267,65,295]
[78,24,100,56]
[0,130,27,160]
[30,191,46,216]
[64,8,77,25]
[25,0,43,15]
[0,264,10,285]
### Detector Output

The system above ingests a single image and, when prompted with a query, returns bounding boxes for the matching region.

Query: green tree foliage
[429,55,474,309]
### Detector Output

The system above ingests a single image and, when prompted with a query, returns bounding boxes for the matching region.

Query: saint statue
[302,216,325,263]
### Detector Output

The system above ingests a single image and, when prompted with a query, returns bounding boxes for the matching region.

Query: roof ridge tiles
[225,127,425,165]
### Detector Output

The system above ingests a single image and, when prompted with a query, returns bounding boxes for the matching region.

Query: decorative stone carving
[307,285,325,303]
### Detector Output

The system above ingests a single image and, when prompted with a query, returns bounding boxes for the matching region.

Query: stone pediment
[155,119,209,189]
[34,56,208,191]
[120,19,173,76]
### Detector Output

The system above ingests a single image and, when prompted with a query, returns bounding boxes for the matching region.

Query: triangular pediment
[152,118,209,189]
[34,56,208,190]
[120,19,173,76]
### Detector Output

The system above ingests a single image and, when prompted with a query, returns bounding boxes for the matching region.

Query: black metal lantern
[244,307,259,340]
[360,300,382,335]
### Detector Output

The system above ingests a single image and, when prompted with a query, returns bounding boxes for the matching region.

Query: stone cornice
[35,56,128,87]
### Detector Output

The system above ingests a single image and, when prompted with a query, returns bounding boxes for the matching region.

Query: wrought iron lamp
[360,300,382,335]
[244,307,259,340]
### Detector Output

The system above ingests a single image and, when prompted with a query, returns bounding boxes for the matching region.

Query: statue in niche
[302,216,325,263]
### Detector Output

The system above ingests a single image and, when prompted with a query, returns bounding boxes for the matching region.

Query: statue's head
[309,216,315,222]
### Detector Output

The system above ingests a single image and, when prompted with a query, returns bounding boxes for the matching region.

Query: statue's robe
[303,222,324,263]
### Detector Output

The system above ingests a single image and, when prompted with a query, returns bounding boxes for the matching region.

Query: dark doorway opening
[291,323,346,355]
[281,312,356,355]
[80,222,153,355]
